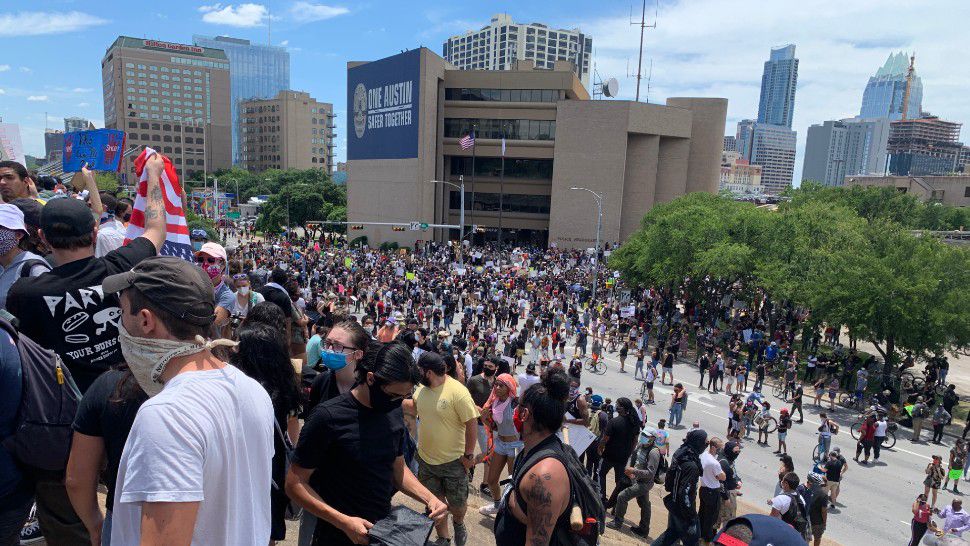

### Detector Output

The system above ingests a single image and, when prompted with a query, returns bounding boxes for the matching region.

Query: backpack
[17,258,52,278]
[652,446,669,485]
[781,491,809,535]
[513,437,606,545]
[588,409,601,437]
[0,317,81,471]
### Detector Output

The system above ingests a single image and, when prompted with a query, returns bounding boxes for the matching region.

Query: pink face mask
[204,264,222,281]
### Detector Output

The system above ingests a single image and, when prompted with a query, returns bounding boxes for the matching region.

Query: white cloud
[72,87,92,93]
[290,2,349,22]
[0,65,9,72]
[78,102,90,107]
[0,11,107,35]
[280,40,289,46]
[199,3,268,27]
[19,67,31,73]
[573,0,970,184]
[27,95,48,102]
[0,89,5,95]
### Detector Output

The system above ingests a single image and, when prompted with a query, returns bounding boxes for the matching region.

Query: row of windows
[131,113,202,122]
[444,118,555,141]
[127,121,204,133]
[170,56,229,70]
[128,103,203,115]
[125,70,203,84]
[124,79,204,93]
[128,96,203,108]
[448,191,551,215]
[448,157,553,180]
[125,62,203,76]
[445,88,564,103]
[127,133,204,145]
[126,87,202,101]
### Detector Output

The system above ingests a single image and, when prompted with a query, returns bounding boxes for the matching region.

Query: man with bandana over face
[651,428,707,546]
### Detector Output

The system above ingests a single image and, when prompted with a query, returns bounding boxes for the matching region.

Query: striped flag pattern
[124,146,194,262]
[459,131,475,150]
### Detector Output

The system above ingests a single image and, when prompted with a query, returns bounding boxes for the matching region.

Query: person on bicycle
[783,361,798,401]
[757,401,773,445]
[817,413,837,460]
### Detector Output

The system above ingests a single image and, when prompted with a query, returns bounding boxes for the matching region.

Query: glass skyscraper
[192,35,290,164]
[859,52,922,121]
[757,44,798,128]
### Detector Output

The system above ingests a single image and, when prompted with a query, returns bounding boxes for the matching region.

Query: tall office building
[101,37,232,182]
[803,117,891,185]
[723,135,737,152]
[443,14,592,87]
[45,130,64,161]
[64,116,93,133]
[239,90,334,172]
[757,45,798,128]
[860,52,922,121]
[888,115,964,175]
[736,119,796,194]
[192,35,290,164]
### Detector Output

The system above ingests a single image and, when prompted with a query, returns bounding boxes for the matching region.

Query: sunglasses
[196,256,222,265]
[232,273,249,280]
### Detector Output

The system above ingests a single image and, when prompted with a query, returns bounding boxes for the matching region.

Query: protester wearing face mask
[195,242,233,333]
[306,321,370,410]
[0,203,50,309]
[465,357,498,497]
[287,341,447,546]
[231,272,263,321]
[101,256,275,545]
[478,373,522,517]
[413,352,480,546]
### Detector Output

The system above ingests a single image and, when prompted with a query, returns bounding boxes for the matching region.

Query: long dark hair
[231,322,302,416]
[354,339,420,385]
[617,397,641,430]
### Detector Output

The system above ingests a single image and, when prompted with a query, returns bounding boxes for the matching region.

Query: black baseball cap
[40,197,95,237]
[102,256,215,327]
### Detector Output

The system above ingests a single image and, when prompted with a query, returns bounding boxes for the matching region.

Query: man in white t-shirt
[770,472,809,540]
[698,436,726,542]
[102,256,275,546]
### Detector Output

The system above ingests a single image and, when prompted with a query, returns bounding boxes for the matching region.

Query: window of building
[448,190,550,214]
[126,62,134,68]
[965,186,970,198]
[128,121,137,129]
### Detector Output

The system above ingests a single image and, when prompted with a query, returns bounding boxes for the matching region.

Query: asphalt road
[572,344,954,546]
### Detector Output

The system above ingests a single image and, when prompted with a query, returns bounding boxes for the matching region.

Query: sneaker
[479,503,500,517]
[426,538,451,546]
[479,483,492,497]
[630,525,649,537]
[606,518,625,530]
[19,510,43,545]
[453,522,468,546]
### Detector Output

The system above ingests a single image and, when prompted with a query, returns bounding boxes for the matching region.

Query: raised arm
[141,154,167,253]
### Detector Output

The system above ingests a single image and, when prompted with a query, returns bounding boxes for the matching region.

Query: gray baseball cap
[102,256,215,327]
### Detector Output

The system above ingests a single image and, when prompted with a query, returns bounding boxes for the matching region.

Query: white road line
[889,444,931,461]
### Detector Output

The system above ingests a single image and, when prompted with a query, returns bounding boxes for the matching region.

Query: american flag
[459,131,475,150]
[124,147,195,262]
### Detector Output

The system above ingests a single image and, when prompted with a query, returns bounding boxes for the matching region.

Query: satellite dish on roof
[602,78,619,98]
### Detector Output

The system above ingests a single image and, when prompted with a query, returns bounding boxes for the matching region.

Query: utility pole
[431,177,465,270]
[631,0,658,102]
[570,187,604,302]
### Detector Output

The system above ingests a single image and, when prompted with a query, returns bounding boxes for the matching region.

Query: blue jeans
[101,510,112,546]
[669,402,684,426]
[651,510,699,546]
[818,435,831,458]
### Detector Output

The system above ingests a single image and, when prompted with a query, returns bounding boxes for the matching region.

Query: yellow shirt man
[414,375,479,465]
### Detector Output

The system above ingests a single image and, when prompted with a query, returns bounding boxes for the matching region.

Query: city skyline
[0,0,967,185]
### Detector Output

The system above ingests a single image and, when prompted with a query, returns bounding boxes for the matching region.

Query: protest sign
[63,129,126,172]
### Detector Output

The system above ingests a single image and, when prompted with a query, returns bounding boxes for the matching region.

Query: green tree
[95,172,119,193]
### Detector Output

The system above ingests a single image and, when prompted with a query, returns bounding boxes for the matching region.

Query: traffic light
[392,226,406,232]
[350,225,365,230]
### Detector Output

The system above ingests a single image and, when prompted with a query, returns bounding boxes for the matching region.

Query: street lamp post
[570,187,604,303]
[431,177,465,270]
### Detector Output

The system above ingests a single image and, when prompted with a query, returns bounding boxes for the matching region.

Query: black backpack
[512,437,606,545]
[0,317,81,471]
[781,491,809,536]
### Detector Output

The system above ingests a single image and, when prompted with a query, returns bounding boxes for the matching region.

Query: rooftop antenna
[630,0,659,102]
[645,59,653,103]
[267,0,272,45]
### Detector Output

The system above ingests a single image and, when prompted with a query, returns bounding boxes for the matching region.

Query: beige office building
[846,175,970,207]
[346,48,727,248]
[239,90,334,172]
[101,37,231,183]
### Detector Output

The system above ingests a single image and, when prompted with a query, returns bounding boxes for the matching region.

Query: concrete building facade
[101,36,232,183]
[738,122,796,194]
[346,48,726,249]
[888,116,965,176]
[845,175,970,207]
[803,117,891,186]
[239,90,334,172]
[64,117,92,133]
[443,14,592,87]
[45,130,64,161]
[720,152,763,195]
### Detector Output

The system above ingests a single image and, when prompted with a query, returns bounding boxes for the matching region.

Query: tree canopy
[610,185,970,363]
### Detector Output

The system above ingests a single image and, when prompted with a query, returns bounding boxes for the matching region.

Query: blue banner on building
[62,129,126,172]
[347,49,421,160]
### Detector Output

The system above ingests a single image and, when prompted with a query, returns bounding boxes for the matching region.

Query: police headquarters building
[346,48,727,249]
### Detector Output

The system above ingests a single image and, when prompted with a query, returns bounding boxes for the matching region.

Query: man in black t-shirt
[259,267,294,344]
[5,155,166,545]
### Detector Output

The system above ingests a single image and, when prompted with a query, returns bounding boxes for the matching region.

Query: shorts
[825,481,840,498]
[778,432,787,442]
[646,382,654,390]
[516,349,525,357]
[417,454,470,508]
[726,375,736,385]
[950,469,964,481]
[828,390,837,399]
[493,437,524,457]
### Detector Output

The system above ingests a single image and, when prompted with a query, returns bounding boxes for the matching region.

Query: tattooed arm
[522,458,570,546]
[142,154,167,253]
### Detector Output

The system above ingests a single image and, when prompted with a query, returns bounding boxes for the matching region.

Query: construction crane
[901,52,916,120]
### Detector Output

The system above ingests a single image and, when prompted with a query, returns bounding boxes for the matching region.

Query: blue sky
[2,0,967,182]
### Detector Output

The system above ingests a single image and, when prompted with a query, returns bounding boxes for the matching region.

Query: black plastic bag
[368,505,435,546]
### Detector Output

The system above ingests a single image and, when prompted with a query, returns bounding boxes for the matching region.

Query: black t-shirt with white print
[7,238,156,393]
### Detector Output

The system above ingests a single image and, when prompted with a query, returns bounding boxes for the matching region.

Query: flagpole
[469,124,476,246]
[498,123,505,252]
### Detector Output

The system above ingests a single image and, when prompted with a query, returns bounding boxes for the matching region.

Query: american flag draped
[124,146,194,261]
[459,131,475,150]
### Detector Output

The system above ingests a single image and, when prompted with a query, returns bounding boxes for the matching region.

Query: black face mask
[483,367,496,377]
[368,380,403,413]
[122,213,132,222]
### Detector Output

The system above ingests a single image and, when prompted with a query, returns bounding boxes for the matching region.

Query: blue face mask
[192,241,203,251]
[321,349,348,371]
